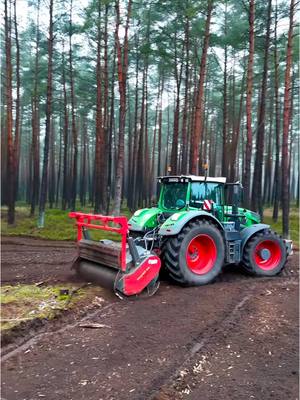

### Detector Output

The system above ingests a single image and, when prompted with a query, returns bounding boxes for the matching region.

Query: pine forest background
[1,0,299,239]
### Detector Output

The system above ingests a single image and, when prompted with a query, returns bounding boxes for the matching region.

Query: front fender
[240,224,270,252]
[128,207,161,232]
[158,210,224,236]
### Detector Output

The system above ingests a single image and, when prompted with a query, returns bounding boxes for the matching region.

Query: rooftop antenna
[203,163,209,182]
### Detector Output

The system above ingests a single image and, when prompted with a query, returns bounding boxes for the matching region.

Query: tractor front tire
[242,230,287,276]
[163,220,225,286]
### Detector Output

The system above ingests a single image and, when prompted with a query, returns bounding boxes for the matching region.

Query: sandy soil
[1,236,299,400]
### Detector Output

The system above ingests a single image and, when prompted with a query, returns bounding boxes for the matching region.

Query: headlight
[134,209,143,217]
[170,213,181,221]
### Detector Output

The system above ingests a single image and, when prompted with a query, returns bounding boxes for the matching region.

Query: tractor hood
[128,207,162,232]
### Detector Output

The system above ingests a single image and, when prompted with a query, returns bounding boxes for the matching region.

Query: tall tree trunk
[69,0,78,211]
[229,67,245,183]
[170,30,183,174]
[62,43,69,210]
[56,110,63,207]
[131,35,140,210]
[190,0,213,174]
[157,77,164,179]
[80,117,87,206]
[222,0,228,176]
[281,0,295,238]
[48,118,55,208]
[243,0,255,208]
[94,0,106,213]
[273,2,280,221]
[38,0,53,227]
[113,0,132,215]
[263,89,274,205]
[30,0,40,216]
[5,0,15,224]
[136,65,147,206]
[181,17,190,174]
[107,44,116,212]
[13,0,21,203]
[251,0,272,217]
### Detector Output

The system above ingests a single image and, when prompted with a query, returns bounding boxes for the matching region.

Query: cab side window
[190,183,223,207]
[190,183,205,208]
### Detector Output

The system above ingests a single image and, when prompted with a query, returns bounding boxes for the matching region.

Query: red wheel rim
[186,234,217,275]
[254,240,282,270]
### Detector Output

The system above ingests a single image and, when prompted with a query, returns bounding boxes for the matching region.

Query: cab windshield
[161,182,188,210]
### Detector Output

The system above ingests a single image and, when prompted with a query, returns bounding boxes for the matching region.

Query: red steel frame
[69,212,128,271]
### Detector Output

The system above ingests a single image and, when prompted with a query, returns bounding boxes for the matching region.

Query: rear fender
[240,224,270,252]
[158,210,224,236]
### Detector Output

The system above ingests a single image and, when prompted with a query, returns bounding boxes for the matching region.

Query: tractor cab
[128,175,260,234]
[158,175,226,211]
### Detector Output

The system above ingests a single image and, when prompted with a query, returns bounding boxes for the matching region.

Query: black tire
[242,229,287,276]
[163,220,225,286]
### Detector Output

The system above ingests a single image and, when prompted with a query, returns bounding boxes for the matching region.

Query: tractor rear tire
[242,230,287,276]
[163,220,225,286]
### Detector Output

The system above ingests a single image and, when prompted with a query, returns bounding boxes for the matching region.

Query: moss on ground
[0,284,91,331]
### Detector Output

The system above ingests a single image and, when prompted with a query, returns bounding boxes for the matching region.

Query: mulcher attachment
[69,212,161,297]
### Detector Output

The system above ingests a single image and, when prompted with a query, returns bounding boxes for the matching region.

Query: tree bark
[243,0,255,208]
[69,0,78,211]
[113,0,132,215]
[281,0,295,237]
[62,42,69,211]
[222,0,228,176]
[13,0,21,203]
[190,0,213,174]
[38,0,54,227]
[94,0,106,213]
[272,3,280,221]
[5,0,15,224]
[30,0,40,216]
[251,0,272,216]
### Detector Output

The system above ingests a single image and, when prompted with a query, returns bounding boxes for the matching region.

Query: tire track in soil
[154,278,299,400]
[150,277,298,400]
[2,277,298,400]
[1,238,298,400]
[1,301,116,362]
[1,282,251,400]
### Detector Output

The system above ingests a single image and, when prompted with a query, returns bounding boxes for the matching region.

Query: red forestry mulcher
[69,212,161,297]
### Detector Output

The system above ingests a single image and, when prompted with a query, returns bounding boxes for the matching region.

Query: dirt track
[1,237,299,400]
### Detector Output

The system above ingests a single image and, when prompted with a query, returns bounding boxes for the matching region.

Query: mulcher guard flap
[69,212,161,297]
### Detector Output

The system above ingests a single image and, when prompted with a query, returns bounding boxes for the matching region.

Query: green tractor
[70,175,292,297]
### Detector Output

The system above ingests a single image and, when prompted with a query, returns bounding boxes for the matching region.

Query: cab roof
[158,175,227,184]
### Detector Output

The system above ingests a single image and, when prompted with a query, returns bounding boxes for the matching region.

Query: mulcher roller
[69,212,161,297]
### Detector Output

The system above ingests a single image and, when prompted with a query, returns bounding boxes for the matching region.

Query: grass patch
[0,284,86,331]
[1,204,132,241]
[263,207,299,245]
[1,204,298,245]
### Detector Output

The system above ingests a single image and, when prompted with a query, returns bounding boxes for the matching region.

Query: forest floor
[1,236,299,400]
